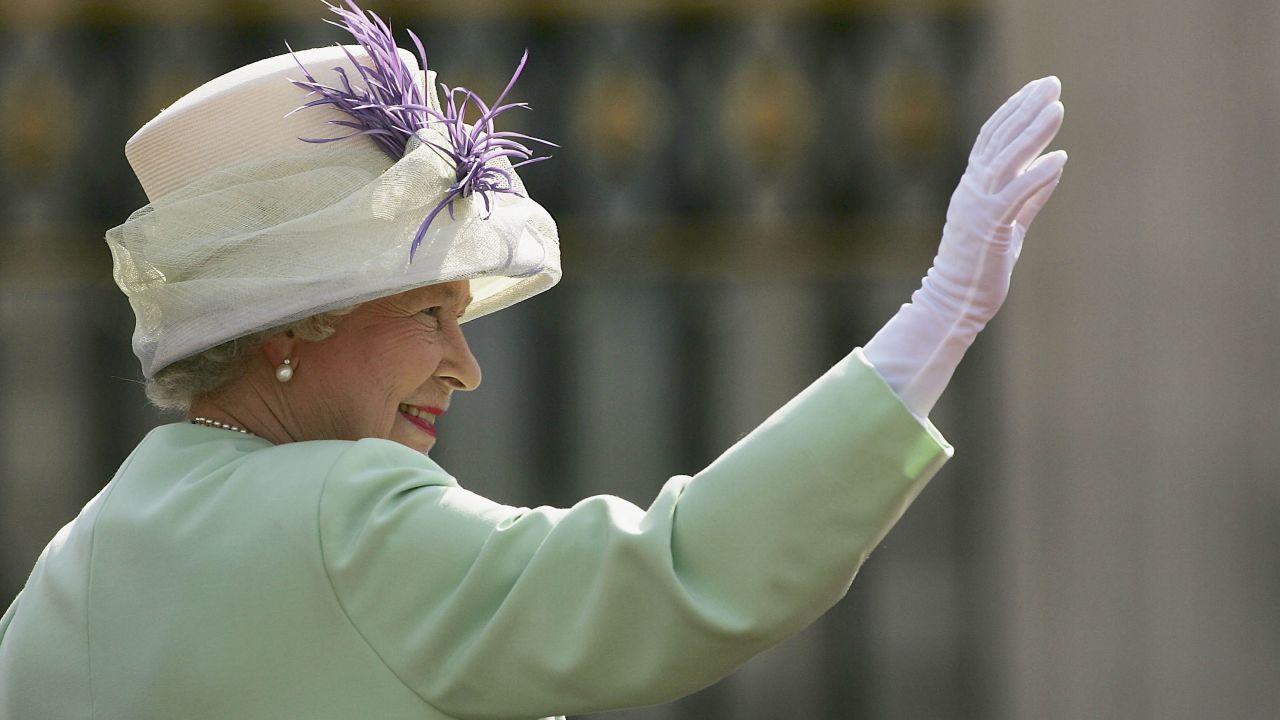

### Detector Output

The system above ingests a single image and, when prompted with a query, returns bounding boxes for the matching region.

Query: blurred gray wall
[993,1,1280,717]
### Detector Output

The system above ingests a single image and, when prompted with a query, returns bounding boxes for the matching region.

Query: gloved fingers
[998,149,1067,225]
[1014,154,1066,229]
[972,78,1041,160]
[990,100,1064,191]
[983,77,1061,168]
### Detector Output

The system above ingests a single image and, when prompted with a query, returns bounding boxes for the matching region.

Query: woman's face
[287,280,481,453]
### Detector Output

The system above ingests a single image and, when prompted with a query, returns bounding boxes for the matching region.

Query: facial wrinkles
[379,322,440,401]
[302,375,371,442]
[363,282,473,443]
[386,310,454,411]
[308,305,416,441]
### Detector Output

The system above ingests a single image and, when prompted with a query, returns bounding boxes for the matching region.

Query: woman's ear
[261,332,298,369]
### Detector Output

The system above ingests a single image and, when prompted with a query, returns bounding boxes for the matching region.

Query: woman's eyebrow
[436,286,474,312]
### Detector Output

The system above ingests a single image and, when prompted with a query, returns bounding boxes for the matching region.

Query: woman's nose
[439,326,482,391]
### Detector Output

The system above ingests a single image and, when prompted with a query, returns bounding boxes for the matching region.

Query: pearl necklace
[190,417,255,436]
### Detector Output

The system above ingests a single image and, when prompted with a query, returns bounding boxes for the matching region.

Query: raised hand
[959,76,1067,252]
[864,77,1068,418]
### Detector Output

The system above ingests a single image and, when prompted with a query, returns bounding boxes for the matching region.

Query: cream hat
[107,2,560,378]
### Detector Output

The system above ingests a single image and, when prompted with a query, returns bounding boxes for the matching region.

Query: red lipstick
[398,404,443,438]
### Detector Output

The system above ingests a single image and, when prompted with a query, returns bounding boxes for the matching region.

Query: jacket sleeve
[0,590,18,647]
[317,348,952,719]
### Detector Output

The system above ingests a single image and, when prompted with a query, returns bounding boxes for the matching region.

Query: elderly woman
[0,3,1065,719]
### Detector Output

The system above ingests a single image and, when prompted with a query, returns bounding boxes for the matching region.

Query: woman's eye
[422,306,442,319]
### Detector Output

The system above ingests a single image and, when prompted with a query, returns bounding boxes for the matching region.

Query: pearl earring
[275,358,294,383]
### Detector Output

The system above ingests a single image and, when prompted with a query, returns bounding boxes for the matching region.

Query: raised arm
[318,350,950,719]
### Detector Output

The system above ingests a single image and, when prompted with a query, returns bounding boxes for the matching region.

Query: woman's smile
[398,403,443,437]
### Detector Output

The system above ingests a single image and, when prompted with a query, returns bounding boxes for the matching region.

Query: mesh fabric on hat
[107,128,559,378]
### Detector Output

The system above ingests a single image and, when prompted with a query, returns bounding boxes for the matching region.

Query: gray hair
[145,308,353,411]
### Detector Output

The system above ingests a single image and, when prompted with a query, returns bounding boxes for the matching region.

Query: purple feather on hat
[287,0,554,260]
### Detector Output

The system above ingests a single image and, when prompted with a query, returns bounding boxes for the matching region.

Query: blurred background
[0,0,1276,718]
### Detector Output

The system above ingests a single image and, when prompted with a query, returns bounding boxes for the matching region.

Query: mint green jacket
[0,350,950,719]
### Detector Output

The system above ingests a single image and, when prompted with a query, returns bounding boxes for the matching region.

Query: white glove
[864,76,1068,418]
